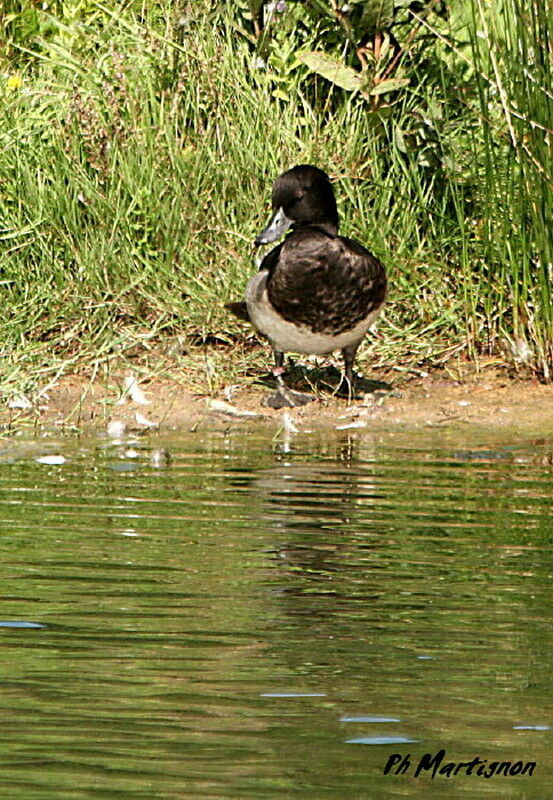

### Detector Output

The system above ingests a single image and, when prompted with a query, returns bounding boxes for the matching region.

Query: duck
[228,164,387,408]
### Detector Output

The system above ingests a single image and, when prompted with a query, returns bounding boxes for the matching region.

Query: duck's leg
[266,349,314,409]
[337,343,360,400]
[343,344,359,386]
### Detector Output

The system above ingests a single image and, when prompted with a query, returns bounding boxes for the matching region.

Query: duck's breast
[266,231,386,336]
[246,270,382,355]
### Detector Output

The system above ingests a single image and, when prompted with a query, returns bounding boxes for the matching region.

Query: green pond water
[0,424,551,799]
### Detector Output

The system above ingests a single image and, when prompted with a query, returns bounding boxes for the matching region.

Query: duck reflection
[250,431,386,616]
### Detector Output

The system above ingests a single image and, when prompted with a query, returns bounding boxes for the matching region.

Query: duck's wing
[267,231,386,334]
[258,241,284,275]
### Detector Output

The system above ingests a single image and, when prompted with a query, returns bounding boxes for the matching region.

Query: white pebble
[107,420,126,438]
[335,419,367,430]
[8,395,32,410]
[36,455,66,465]
[135,412,158,428]
[123,375,150,405]
[209,399,258,418]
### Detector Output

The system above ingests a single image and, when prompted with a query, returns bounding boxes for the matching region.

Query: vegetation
[0,0,551,402]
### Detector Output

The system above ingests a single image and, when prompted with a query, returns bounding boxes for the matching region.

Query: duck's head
[255,164,339,246]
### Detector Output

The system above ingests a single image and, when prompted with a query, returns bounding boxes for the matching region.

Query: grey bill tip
[254,207,293,246]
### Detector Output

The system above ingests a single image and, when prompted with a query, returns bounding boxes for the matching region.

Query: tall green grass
[467,0,553,377]
[0,0,551,399]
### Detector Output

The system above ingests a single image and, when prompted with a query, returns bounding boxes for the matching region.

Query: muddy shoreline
[3,365,553,436]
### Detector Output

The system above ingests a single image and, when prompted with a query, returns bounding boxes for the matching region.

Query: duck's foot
[265,387,315,409]
[333,375,392,400]
[333,377,358,400]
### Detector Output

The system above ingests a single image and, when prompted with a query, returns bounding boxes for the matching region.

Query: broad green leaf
[297,50,364,92]
[369,77,409,95]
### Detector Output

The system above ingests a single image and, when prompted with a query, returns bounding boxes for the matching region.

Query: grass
[0,0,551,404]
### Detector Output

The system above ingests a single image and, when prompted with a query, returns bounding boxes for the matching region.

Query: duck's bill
[254,207,293,246]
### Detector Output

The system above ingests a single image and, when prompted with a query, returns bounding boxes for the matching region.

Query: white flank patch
[246,272,382,355]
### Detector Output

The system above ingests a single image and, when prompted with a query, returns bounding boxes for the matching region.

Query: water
[0,426,551,798]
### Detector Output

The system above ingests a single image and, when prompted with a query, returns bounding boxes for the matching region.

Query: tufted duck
[229,165,387,408]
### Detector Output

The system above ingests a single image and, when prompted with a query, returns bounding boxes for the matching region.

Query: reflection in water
[0,427,551,798]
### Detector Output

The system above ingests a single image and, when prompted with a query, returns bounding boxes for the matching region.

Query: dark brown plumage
[266,229,386,334]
